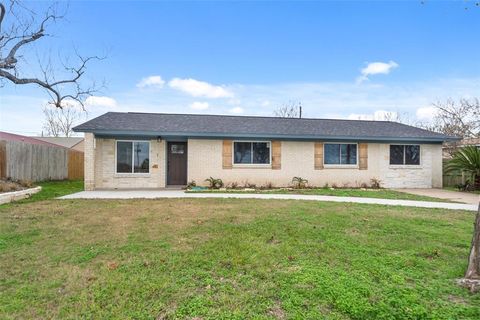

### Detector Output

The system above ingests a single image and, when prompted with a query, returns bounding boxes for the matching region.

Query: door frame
[166,141,188,186]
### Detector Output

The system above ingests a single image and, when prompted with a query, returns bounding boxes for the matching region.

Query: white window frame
[389,144,421,166]
[232,140,272,166]
[115,140,151,174]
[323,142,358,167]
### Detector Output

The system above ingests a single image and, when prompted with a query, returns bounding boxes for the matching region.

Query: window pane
[117,141,132,173]
[170,144,185,154]
[234,142,252,164]
[405,145,420,165]
[390,145,404,165]
[324,144,340,164]
[341,144,357,164]
[253,142,270,164]
[133,142,150,173]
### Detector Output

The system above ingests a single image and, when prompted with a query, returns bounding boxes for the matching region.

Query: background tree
[42,104,84,137]
[0,1,103,109]
[274,101,303,118]
[423,98,480,157]
[425,98,480,138]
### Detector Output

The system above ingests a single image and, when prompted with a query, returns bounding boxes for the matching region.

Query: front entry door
[167,142,187,185]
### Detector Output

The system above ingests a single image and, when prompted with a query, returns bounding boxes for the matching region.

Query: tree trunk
[465,204,480,280]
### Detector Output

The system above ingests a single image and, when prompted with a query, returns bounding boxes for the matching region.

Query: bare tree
[426,98,480,138]
[0,1,103,109]
[421,98,480,157]
[274,101,303,118]
[42,104,84,137]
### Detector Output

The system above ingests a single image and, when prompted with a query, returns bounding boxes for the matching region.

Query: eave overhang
[73,128,460,144]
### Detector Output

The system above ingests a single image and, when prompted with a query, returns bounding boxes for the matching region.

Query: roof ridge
[122,111,396,124]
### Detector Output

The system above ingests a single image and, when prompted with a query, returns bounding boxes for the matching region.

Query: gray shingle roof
[73,112,458,142]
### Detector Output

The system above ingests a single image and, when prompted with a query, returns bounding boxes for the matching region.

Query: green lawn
[188,188,452,202]
[1,195,478,319]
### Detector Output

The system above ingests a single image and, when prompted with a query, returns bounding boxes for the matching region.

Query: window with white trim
[389,145,420,165]
[233,141,270,164]
[116,141,150,173]
[324,143,357,165]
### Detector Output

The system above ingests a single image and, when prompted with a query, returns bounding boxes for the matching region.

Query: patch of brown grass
[0,180,22,192]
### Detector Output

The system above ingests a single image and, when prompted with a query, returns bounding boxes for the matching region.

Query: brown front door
[167,142,187,185]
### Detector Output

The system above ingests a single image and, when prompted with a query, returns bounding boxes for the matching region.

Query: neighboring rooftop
[0,131,63,148]
[33,137,84,149]
[73,112,459,142]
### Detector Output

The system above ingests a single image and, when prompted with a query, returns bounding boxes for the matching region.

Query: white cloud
[85,96,117,108]
[58,99,82,109]
[137,76,165,89]
[4,76,479,136]
[416,106,437,121]
[347,110,398,121]
[168,78,233,98]
[261,100,271,107]
[357,61,399,83]
[190,101,209,110]
[229,107,244,114]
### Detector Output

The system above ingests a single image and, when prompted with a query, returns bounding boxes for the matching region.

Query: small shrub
[292,177,308,189]
[229,181,239,189]
[18,180,33,188]
[456,180,474,192]
[186,180,197,188]
[360,182,369,189]
[264,181,274,189]
[370,178,382,189]
[342,182,350,188]
[331,183,338,189]
[205,177,224,189]
[322,182,329,189]
[243,180,256,189]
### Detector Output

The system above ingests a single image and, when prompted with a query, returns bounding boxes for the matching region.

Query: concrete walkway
[395,188,479,205]
[60,190,478,211]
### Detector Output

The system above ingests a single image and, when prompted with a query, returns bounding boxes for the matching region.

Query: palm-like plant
[446,146,480,190]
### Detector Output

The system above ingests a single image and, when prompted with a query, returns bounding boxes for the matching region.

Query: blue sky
[1,0,480,135]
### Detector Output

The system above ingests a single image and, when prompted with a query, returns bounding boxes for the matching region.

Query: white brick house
[74,112,458,190]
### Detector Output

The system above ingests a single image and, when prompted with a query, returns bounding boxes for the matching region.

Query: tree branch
[0,3,5,37]
[0,1,105,109]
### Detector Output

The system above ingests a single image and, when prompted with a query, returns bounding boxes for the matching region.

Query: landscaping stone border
[0,186,42,205]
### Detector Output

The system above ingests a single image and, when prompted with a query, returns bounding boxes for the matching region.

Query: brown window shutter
[222,140,233,169]
[314,142,324,170]
[271,141,281,169]
[359,143,368,170]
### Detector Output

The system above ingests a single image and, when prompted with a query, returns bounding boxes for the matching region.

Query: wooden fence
[0,141,6,180]
[442,159,465,188]
[68,150,84,180]
[0,140,84,182]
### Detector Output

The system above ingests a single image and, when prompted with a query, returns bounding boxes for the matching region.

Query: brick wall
[84,137,442,190]
[187,139,443,189]
[86,137,166,189]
